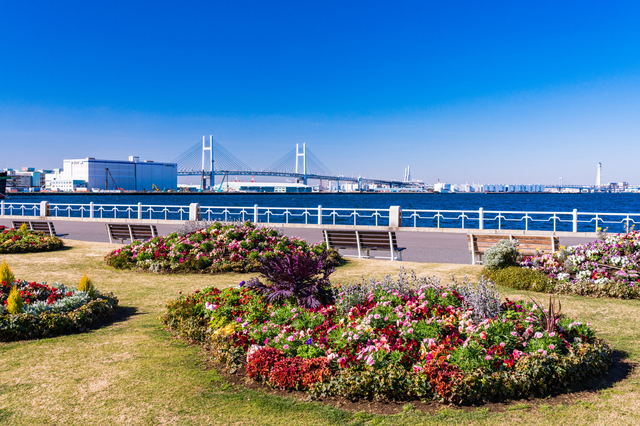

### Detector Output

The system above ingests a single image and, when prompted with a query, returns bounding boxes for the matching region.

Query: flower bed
[105,221,338,274]
[162,270,611,404]
[517,231,640,299]
[1,268,118,341]
[0,225,65,254]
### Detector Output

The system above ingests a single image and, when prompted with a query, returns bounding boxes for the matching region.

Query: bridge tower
[201,136,214,190]
[295,143,307,185]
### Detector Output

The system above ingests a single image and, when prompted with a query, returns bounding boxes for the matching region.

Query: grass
[0,240,638,425]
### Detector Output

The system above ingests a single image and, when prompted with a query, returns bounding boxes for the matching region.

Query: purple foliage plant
[246,251,335,309]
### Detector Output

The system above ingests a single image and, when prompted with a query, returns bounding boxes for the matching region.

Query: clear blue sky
[2,1,640,184]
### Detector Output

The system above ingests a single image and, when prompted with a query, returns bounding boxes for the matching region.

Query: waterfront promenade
[0,218,596,264]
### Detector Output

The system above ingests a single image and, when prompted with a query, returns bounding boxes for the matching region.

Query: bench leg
[106,224,114,244]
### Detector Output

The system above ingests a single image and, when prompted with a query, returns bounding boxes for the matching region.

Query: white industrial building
[217,181,312,193]
[45,157,177,191]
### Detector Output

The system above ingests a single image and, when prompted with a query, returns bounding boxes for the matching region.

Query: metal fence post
[478,208,484,230]
[138,202,142,220]
[254,204,259,223]
[318,205,322,225]
[40,201,49,218]
[89,202,94,218]
[572,209,578,233]
[0,200,4,216]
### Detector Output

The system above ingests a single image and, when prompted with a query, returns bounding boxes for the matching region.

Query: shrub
[19,223,28,233]
[78,273,97,299]
[483,266,556,293]
[7,286,24,314]
[246,251,335,309]
[0,260,15,284]
[483,239,519,270]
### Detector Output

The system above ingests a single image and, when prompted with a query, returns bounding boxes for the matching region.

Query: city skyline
[2,1,640,184]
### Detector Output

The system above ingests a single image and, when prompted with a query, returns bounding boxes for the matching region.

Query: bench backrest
[324,230,401,250]
[12,221,55,236]
[324,230,359,247]
[107,224,158,242]
[468,234,559,255]
[108,224,133,239]
[131,225,158,240]
[359,231,401,250]
[514,236,559,254]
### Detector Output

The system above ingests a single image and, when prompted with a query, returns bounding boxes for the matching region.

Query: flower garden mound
[105,222,338,274]
[516,231,640,299]
[162,276,611,404]
[1,278,118,342]
[0,225,64,254]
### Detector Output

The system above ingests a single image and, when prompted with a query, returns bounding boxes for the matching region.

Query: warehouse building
[45,157,177,191]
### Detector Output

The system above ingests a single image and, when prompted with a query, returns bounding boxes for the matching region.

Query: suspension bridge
[171,136,420,190]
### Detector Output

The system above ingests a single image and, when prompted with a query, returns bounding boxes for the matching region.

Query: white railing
[1,200,639,233]
[199,205,389,226]
[401,208,640,233]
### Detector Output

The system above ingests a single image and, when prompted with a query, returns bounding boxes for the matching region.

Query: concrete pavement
[1,218,598,265]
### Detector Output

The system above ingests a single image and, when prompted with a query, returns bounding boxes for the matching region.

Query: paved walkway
[0,219,596,265]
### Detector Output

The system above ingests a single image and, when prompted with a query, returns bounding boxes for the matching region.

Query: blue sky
[1,1,640,184]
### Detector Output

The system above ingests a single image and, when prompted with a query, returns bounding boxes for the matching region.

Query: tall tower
[295,143,306,185]
[403,166,411,182]
[201,135,214,190]
[596,162,602,188]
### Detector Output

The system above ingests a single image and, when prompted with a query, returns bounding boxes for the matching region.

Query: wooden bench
[468,233,559,265]
[106,224,158,244]
[12,220,69,238]
[323,229,406,261]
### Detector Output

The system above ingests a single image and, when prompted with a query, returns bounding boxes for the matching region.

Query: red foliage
[246,347,285,382]
[268,356,333,390]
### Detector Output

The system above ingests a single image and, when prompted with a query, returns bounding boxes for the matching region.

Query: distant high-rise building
[596,162,602,187]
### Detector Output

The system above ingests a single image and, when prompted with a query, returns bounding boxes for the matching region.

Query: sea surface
[4,192,639,213]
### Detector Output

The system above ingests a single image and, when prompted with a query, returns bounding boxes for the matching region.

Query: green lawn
[0,240,638,426]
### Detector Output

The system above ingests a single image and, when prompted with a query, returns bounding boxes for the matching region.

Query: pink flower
[485,355,492,360]
[480,331,487,339]
[548,344,555,350]
[534,332,543,339]
[283,344,289,350]
[499,342,506,347]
